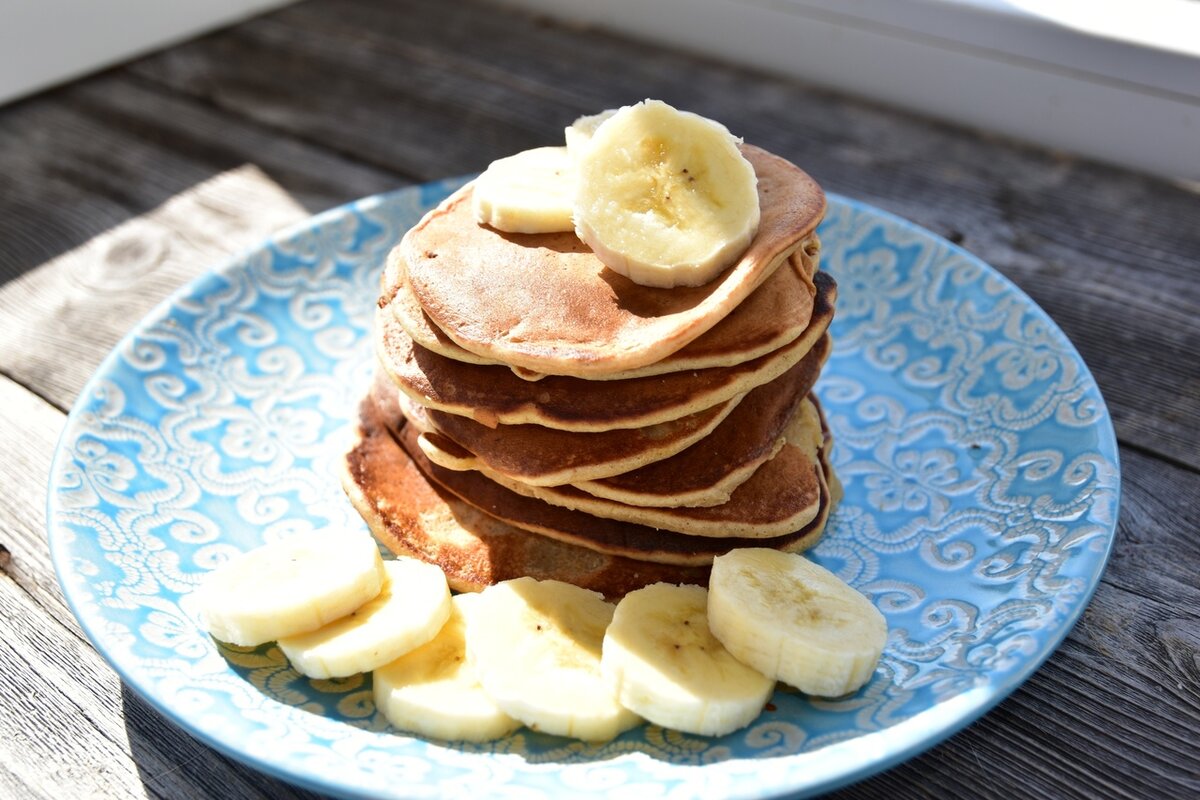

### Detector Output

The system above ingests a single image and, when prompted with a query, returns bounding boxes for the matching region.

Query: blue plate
[48,181,1120,799]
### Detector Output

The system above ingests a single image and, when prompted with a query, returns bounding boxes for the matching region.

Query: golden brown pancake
[416,395,826,539]
[386,244,820,381]
[406,334,829,503]
[341,398,713,599]
[399,145,825,376]
[370,370,741,486]
[377,273,835,432]
[575,348,829,507]
[389,403,834,566]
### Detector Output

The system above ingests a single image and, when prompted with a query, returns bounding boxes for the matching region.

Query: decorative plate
[48,180,1120,799]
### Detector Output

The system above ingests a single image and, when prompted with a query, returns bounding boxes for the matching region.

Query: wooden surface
[2,0,1197,796]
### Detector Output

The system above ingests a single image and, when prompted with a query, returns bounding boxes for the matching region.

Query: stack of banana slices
[344,100,844,599]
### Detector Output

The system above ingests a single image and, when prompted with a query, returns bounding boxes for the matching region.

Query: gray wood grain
[1,0,1196,798]
[0,375,86,627]
[0,72,400,285]
[0,165,309,407]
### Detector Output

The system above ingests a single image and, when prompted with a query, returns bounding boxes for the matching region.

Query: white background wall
[0,0,293,105]
[501,0,1200,183]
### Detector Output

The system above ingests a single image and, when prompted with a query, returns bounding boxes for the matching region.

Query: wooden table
[2,0,1197,797]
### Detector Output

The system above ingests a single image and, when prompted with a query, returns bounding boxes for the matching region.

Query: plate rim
[45,182,1121,800]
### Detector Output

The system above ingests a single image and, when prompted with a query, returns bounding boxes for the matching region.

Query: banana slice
[564,108,616,160]
[277,557,451,678]
[708,549,887,697]
[466,577,641,741]
[374,593,520,742]
[573,99,760,288]
[197,531,384,647]
[601,583,774,737]
[472,146,575,233]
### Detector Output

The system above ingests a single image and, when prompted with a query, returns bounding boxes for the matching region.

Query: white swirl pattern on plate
[48,181,1119,799]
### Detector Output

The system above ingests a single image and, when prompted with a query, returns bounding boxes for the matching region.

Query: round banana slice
[472,146,575,233]
[278,557,451,678]
[573,99,760,288]
[466,577,641,741]
[601,583,774,737]
[564,108,616,159]
[374,593,520,742]
[708,549,888,697]
[196,530,384,647]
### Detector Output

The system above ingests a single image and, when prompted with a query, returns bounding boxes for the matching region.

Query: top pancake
[386,244,819,382]
[399,144,825,376]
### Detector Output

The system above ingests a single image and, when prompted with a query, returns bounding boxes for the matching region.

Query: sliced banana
[197,531,384,647]
[472,146,575,234]
[374,593,520,742]
[601,583,774,737]
[466,577,641,741]
[573,99,760,288]
[564,108,616,160]
[277,557,451,678]
[708,549,887,697]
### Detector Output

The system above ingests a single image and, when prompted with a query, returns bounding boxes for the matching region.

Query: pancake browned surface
[423,399,738,485]
[387,245,820,381]
[410,333,830,504]
[576,338,830,507]
[377,272,835,431]
[385,401,835,566]
[370,370,740,486]
[343,397,713,598]
[417,394,826,538]
[400,145,825,376]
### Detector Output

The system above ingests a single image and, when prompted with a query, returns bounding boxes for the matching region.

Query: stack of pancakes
[343,144,839,598]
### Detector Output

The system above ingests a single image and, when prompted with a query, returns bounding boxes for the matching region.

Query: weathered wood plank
[123,0,1200,470]
[0,613,135,800]
[0,165,309,409]
[1101,447,1200,607]
[0,71,401,285]
[0,579,326,800]
[0,376,80,628]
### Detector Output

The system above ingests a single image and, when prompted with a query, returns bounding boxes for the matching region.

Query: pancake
[392,403,834,565]
[416,398,827,539]
[575,349,829,507]
[386,243,820,381]
[414,393,826,539]
[377,273,836,432]
[342,397,713,599]
[399,145,825,376]
[410,334,829,503]
[381,249,497,370]
[370,370,742,486]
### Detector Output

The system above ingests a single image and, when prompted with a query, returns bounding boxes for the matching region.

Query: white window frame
[504,0,1200,182]
[0,0,293,106]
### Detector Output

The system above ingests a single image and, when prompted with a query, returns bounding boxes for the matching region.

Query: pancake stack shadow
[343,145,841,599]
